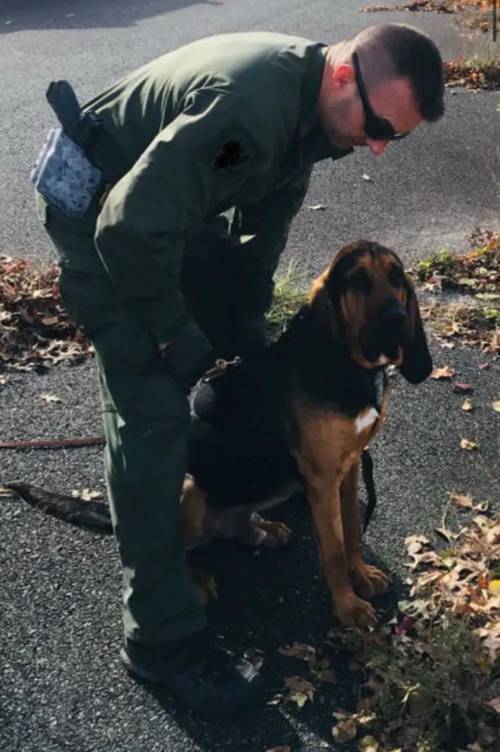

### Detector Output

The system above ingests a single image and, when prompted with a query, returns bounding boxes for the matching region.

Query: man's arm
[95,88,261,345]
[229,167,313,323]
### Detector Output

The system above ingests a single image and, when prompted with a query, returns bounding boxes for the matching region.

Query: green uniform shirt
[85,32,352,343]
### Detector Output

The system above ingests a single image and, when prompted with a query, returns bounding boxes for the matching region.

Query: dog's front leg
[341,461,390,599]
[295,452,377,629]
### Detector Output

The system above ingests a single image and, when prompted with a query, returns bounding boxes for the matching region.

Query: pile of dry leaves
[416,230,500,354]
[272,509,499,752]
[362,1,498,36]
[444,58,500,90]
[0,256,92,372]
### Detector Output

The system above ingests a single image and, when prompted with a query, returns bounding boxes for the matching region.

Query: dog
[6,240,432,629]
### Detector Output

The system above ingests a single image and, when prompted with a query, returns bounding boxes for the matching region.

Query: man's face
[319,64,423,157]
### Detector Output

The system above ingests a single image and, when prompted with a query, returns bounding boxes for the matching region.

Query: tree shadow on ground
[141,494,405,751]
[0,0,222,35]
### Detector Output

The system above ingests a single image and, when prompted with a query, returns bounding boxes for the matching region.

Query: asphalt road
[0,2,499,751]
[0,0,499,266]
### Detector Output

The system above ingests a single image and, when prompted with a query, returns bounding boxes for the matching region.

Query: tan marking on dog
[180,476,207,551]
[291,401,379,628]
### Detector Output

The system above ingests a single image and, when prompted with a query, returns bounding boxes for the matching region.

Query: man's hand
[159,320,214,391]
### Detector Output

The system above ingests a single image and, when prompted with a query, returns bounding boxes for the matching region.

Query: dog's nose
[378,300,410,349]
[380,300,407,328]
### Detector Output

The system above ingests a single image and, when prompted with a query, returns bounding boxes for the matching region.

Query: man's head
[319,24,444,156]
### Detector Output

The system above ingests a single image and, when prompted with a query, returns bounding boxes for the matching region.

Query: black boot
[120,629,264,715]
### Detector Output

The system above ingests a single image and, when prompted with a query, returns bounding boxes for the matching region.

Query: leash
[361,449,377,532]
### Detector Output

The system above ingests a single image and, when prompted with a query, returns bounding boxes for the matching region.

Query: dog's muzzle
[360,300,411,363]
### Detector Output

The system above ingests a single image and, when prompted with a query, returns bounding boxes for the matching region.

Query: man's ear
[400,274,433,384]
[332,63,355,90]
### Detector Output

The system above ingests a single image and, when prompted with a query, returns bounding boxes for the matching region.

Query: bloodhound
[7,240,432,629]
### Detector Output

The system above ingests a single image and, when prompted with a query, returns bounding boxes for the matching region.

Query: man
[35,23,444,714]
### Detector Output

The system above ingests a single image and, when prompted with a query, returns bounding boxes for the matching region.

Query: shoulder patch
[215,140,247,170]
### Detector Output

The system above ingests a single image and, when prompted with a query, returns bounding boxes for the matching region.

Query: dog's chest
[354,406,379,435]
[354,370,387,439]
[293,372,389,472]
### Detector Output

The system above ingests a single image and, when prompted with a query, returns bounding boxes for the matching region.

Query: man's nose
[366,138,389,156]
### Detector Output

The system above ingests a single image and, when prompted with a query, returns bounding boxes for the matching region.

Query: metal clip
[202,356,242,383]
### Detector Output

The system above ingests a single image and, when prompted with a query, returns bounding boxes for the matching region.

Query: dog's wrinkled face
[310,240,432,383]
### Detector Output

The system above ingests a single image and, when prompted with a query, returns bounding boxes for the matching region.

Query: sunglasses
[352,52,409,142]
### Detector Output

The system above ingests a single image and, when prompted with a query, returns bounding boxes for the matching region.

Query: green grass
[266,260,307,341]
[416,249,459,280]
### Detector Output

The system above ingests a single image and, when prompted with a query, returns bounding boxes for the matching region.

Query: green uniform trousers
[37,193,251,643]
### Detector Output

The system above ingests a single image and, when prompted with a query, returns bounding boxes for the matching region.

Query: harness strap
[361,449,377,533]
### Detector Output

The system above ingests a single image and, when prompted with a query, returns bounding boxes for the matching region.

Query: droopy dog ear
[307,267,342,342]
[399,274,433,384]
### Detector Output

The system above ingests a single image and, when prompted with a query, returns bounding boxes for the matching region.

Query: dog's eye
[388,264,404,288]
[346,269,372,295]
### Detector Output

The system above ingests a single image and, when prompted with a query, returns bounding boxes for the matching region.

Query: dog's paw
[239,515,293,548]
[250,518,294,548]
[334,591,378,629]
[352,564,390,599]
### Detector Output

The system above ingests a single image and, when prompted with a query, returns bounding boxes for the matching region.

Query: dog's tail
[361,450,377,533]
[1,482,112,532]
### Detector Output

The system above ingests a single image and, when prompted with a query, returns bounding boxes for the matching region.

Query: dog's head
[308,240,432,383]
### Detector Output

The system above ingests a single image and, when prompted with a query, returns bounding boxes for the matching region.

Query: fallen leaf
[404,534,430,555]
[474,501,490,513]
[486,698,500,714]
[405,550,443,571]
[39,393,62,404]
[71,488,103,501]
[283,676,315,708]
[358,735,379,752]
[435,526,457,542]
[278,642,316,661]
[431,366,455,380]
[462,399,474,412]
[448,492,474,510]
[453,382,473,394]
[332,719,357,743]
[356,713,377,728]
[479,362,490,370]
[488,580,500,596]
[460,438,478,451]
